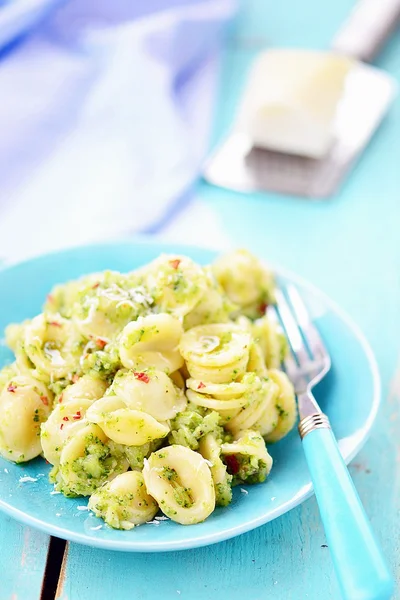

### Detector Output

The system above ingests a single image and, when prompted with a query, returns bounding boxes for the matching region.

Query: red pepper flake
[48,321,62,328]
[7,384,17,393]
[73,411,81,420]
[72,374,79,383]
[92,282,100,289]
[169,259,181,270]
[133,371,150,384]
[62,416,69,422]
[47,294,54,303]
[40,395,49,406]
[60,423,64,430]
[96,338,107,350]
[258,302,268,314]
[225,454,240,475]
[59,393,64,404]
[197,382,206,390]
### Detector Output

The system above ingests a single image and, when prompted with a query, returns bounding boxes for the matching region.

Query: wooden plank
[0,517,50,600]
[56,500,337,600]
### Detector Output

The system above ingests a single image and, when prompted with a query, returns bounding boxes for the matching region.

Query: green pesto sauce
[168,407,222,450]
[82,344,121,381]
[215,476,233,507]
[54,436,127,497]
[161,466,194,508]
[276,403,289,418]
[228,454,269,486]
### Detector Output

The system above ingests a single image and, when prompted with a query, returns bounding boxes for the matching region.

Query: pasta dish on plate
[0,250,296,530]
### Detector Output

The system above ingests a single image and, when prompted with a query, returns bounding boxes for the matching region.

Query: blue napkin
[0,0,236,261]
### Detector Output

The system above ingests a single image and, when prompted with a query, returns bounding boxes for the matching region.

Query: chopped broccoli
[215,479,233,506]
[168,404,222,450]
[222,430,273,486]
[123,440,162,470]
[53,435,128,497]
[82,343,121,381]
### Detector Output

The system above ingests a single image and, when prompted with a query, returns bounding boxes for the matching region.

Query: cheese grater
[203,0,400,199]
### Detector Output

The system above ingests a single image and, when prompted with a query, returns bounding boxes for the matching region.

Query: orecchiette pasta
[263,370,297,443]
[221,430,273,484]
[252,314,288,369]
[198,434,232,506]
[186,388,249,411]
[247,342,269,377]
[44,273,103,319]
[169,369,185,389]
[24,314,82,380]
[142,254,208,317]
[0,375,52,462]
[88,471,158,530]
[224,375,279,437]
[236,313,287,371]
[40,398,94,465]
[186,378,248,400]
[59,375,108,404]
[183,267,237,330]
[179,323,251,383]
[212,249,275,318]
[14,346,37,378]
[111,368,186,421]
[86,396,170,446]
[186,371,273,418]
[143,445,215,524]
[0,248,297,530]
[72,272,150,341]
[119,313,184,374]
[54,423,129,496]
[5,321,29,352]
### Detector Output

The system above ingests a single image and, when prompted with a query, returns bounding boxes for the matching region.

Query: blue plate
[0,240,380,552]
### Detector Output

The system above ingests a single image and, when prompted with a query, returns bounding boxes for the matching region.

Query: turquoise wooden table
[1,1,399,599]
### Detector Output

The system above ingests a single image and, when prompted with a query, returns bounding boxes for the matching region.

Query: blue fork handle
[302,423,394,600]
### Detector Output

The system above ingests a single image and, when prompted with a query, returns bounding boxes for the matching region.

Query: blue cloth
[0,0,236,261]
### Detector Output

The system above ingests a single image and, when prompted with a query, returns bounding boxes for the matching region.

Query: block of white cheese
[236,49,355,158]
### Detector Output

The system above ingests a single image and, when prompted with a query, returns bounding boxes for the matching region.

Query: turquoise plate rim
[0,239,381,552]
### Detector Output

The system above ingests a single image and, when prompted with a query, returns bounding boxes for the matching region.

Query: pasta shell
[143,445,215,525]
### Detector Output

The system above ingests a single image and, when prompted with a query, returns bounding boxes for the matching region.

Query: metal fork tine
[286,284,328,363]
[274,288,309,367]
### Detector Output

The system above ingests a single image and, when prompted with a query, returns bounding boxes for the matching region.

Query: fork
[269,285,394,600]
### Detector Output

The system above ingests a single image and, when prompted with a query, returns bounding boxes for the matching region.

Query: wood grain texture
[56,500,336,600]
[0,516,49,600]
